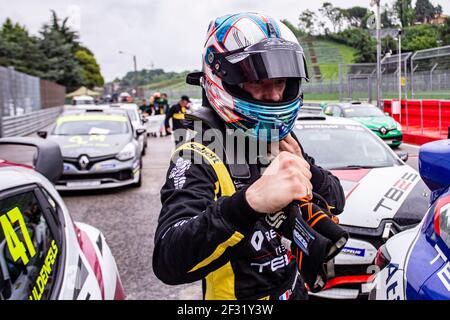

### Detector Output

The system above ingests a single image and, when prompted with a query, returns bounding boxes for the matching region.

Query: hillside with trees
[291,0,449,65]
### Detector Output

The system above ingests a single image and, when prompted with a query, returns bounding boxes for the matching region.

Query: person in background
[165,95,190,145]
[153,92,164,115]
[159,93,170,135]
[139,99,148,114]
[148,95,156,115]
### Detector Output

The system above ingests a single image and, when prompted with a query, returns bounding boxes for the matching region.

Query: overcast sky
[1,0,449,81]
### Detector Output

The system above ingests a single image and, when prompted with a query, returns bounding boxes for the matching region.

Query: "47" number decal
[0,207,36,265]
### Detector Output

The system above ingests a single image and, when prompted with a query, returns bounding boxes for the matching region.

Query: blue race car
[370,139,450,299]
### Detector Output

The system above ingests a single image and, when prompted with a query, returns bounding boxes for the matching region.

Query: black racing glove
[280,200,348,293]
[298,200,348,261]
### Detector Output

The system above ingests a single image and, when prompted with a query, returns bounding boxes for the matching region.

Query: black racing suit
[153,108,345,300]
[165,103,187,145]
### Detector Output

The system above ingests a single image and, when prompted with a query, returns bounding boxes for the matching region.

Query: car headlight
[116,142,136,161]
[396,122,402,131]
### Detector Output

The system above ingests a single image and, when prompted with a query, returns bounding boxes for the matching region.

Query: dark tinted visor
[214,39,309,85]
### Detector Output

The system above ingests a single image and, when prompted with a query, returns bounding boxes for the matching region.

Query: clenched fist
[245,151,313,214]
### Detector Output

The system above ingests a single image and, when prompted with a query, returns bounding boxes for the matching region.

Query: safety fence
[0,66,66,116]
[384,99,450,144]
[0,67,66,137]
[40,79,66,109]
[1,106,62,138]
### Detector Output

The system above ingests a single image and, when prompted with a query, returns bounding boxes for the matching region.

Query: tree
[318,20,328,35]
[75,49,104,88]
[0,18,46,77]
[354,32,376,63]
[440,17,450,45]
[415,0,437,23]
[298,10,316,35]
[380,4,396,28]
[319,3,345,32]
[344,6,368,27]
[281,19,305,38]
[402,24,438,51]
[39,12,84,91]
[394,0,414,27]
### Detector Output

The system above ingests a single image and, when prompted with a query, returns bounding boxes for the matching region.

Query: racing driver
[153,12,345,300]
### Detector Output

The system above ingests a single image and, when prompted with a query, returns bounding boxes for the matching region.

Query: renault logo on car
[79,155,90,170]
[380,127,387,135]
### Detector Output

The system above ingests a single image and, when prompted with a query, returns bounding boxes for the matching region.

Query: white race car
[293,115,430,299]
[0,137,124,300]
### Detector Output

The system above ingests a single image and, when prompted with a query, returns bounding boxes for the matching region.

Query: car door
[0,184,64,300]
[417,198,450,299]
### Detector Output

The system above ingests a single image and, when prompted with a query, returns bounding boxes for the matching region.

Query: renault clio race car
[0,137,124,300]
[38,108,144,190]
[293,115,429,299]
[322,102,403,148]
[370,139,450,300]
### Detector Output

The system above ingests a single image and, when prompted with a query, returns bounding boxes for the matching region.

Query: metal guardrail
[1,106,62,137]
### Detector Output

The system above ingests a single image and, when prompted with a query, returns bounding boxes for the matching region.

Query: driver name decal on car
[28,240,59,300]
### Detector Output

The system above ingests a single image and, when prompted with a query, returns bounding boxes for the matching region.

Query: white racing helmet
[187,12,309,141]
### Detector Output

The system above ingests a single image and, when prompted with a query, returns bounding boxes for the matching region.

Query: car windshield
[293,123,400,170]
[53,115,129,135]
[344,105,384,117]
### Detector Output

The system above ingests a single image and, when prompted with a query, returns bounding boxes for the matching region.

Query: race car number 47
[0,207,36,265]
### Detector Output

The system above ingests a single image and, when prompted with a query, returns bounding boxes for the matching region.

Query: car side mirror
[136,128,146,136]
[419,139,450,192]
[0,137,63,183]
[396,152,408,162]
[37,131,47,139]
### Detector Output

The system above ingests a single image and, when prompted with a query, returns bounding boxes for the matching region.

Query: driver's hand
[279,133,303,158]
[245,151,312,214]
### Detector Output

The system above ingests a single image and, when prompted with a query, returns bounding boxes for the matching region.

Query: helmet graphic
[187,12,309,141]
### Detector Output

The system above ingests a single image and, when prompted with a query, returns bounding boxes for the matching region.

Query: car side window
[0,188,61,300]
[439,203,450,250]
[333,107,342,117]
[324,106,334,116]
